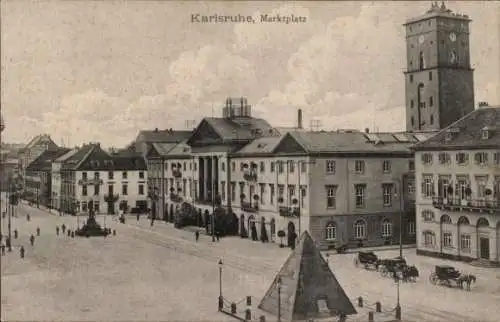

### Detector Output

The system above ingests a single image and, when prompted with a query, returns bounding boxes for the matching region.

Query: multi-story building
[52,143,148,214]
[18,134,59,180]
[24,148,71,207]
[413,105,500,264]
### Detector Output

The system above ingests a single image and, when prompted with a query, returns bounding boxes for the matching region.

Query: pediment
[273,134,307,154]
[187,119,223,146]
[146,145,161,159]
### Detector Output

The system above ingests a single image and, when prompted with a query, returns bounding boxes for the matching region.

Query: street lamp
[394,180,404,258]
[277,276,282,322]
[218,259,223,298]
[395,276,401,320]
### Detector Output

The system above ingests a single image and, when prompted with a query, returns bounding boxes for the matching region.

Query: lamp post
[393,179,404,258]
[212,181,216,242]
[277,276,282,322]
[395,276,401,320]
[218,259,223,298]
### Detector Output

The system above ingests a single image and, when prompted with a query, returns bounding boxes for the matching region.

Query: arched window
[381,219,392,237]
[326,222,337,241]
[422,230,435,247]
[353,220,366,239]
[440,214,452,224]
[419,51,425,70]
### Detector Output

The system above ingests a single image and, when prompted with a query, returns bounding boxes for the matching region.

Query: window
[476,176,487,198]
[421,153,433,165]
[94,172,100,180]
[108,184,114,195]
[94,185,100,196]
[354,160,365,174]
[353,220,366,239]
[138,184,144,195]
[326,160,336,174]
[407,179,415,194]
[278,185,284,199]
[183,162,187,171]
[422,231,435,247]
[355,184,366,208]
[82,185,88,196]
[270,162,275,173]
[410,100,414,109]
[408,221,416,235]
[122,184,128,195]
[94,201,100,212]
[460,234,471,252]
[300,162,306,173]
[230,182,236,201]
[456,152,469,165]
[382,184,393,207]
[438,177,451,198]
[108,171,114,180]
[409,75,414,83]
[81,201,87,212]
[288,185,296,200]
[122,171,127,179]
[259,161,265,172]
[474,152,488,165]
[430,115,434,125]
[419,51,425,69]
[429,71,432,81]
[259,184,265,204]
[221,162,225,172]
[411,116,415,126]
[443,232,453,248]
[326,186,337,208]
[438,152,450,164]
[289,161,295,173]
[382,160,391,173]
[269,184,275,204]
[325,223,336,241]
[221,181,226,201]
[82,172,88,180]
[422,210,435,221]
[422,175,434,198]
[429,96,434,107]
[182,179,186,196]
[409,160,415,171]
[189,162,192,171]
[278,162,284,173]
[300,186,306,207]
[482,129,490,140]
[381,219,392,237]
[139,171,144,179]
[494,152,500,165]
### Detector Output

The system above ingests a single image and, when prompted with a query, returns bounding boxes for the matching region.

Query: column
[213,156,219,198]
[198,157,204,201]
[203,157,210,200]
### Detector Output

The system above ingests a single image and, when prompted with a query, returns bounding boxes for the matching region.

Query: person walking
[30,234,35,246]
[61,224,66,234]
[195,230,200,242]
[56,226,60,235]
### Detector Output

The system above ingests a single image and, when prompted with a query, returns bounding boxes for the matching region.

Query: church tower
[404,2,475,132]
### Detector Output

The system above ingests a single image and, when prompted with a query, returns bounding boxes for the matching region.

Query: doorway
[479,237,490,260]
[107,201,115,215]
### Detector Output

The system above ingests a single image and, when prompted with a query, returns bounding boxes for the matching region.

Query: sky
[1,0,499,148]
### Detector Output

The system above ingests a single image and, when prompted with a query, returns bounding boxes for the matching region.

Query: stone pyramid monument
[258,230,357,321]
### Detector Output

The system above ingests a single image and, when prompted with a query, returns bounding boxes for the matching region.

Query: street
[2,200,500,321]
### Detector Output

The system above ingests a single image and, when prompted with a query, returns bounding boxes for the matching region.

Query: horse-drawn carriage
[354,251,379,270]
[429,265,476,291]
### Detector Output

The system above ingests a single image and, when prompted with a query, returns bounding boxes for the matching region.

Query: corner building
[413,107,500,264]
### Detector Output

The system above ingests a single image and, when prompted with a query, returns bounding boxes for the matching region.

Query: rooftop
[413,106,500,151]
[404,1,471,25]
[137,129,192,143]
[26,148,72,171]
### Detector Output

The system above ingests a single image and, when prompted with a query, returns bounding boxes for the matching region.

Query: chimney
[297,109,303,129]
[365,128,370,133]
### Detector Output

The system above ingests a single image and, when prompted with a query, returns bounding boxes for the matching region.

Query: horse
[402,265,419,283]
[457,274,476,291]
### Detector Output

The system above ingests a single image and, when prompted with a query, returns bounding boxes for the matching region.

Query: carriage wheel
[429,273,438,284]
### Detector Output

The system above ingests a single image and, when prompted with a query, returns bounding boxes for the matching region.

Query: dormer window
[445,132,453,142]
[481,127,490,140]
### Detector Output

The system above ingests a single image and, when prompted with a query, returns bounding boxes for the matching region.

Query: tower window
[428,21,431,26]
[429,96,434,107]
[429,71,432,81]
[411,116,415,126]
[430,115,434,125]
[410,75,414,83]
[419,51,425,70]
[411,100,414,109]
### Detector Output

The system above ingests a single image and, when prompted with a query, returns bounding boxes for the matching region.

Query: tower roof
[403,1,471,25]
[258,231,357,321]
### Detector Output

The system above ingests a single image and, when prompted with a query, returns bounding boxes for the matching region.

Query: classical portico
[197,155,220,202]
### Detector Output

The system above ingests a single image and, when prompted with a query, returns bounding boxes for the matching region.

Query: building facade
[404,2,475,132]
[413,106,500,264]
[51,143,148,214]
[24,148,71,207]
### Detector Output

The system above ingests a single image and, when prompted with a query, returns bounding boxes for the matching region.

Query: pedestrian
[30,234,35,246]
[1,243,5,256]
[14,229,18,239]
[67,229,71,237]
[56,226,60,235]
[36,227,40,236]
[136,213,140,221]
[150,219,154,227]
[61,224,66,234]
[216,231,220,242]
[2,211,5,218]
[195,230,199,242]
[20,246,25,258]
[26,213,30,221]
